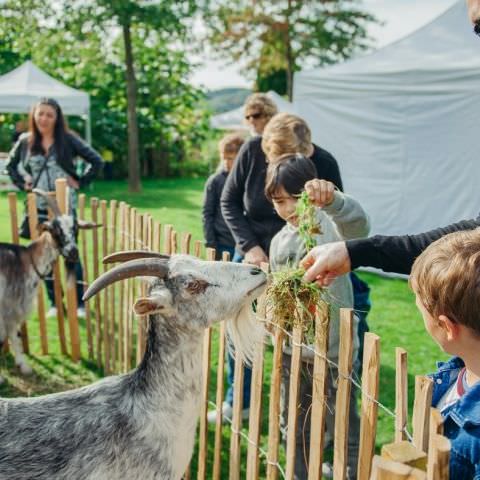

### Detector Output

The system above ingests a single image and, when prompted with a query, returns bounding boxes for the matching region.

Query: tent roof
[0,61,89,116]
[295,0,479,95]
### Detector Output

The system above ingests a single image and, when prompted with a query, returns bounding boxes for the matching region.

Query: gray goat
[0,251,267,479]
[0,189,90,375]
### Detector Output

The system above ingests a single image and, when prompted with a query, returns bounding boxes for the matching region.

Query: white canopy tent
[0,61,91,143]
[294,0,480,237]
[211,90,296,130]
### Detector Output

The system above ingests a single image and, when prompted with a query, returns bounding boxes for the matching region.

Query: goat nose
[250,267,262,275]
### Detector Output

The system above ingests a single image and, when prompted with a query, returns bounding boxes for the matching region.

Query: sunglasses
[245,112,263,121]
[475,19,480,37]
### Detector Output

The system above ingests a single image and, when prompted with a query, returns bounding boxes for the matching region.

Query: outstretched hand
[300,241,352,286]
[304,179,335,208]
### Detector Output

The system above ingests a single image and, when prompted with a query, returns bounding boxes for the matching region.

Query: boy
[266,154,370,479]
[202,133,244,261]
[410,228,480,479]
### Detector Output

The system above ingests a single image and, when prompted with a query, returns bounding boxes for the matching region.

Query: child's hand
[244,246,268,266]
[304,179,335,208]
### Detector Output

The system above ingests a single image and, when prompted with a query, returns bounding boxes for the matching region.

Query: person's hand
[67,176,80,189]
[467,0,480,23]
[304,179,335,208]
[23,174,33,191]
[300,241,351,286]
[244,246,268,266]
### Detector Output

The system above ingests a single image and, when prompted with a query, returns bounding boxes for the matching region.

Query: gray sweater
[269,191,370,362]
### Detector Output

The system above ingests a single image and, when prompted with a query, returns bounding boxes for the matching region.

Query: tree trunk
[122,22,142,193]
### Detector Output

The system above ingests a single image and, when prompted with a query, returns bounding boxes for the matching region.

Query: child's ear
[438,315,460,341]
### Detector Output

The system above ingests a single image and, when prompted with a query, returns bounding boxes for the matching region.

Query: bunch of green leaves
[296,191,321,252]
[265,267,327,343]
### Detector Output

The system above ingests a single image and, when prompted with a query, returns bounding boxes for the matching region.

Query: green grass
[0,178,447,474]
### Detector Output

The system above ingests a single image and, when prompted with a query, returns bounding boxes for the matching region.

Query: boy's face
[271,186,299,225]
[221,151,237,172]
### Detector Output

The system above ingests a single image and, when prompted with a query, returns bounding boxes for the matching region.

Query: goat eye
[185,279,209,294]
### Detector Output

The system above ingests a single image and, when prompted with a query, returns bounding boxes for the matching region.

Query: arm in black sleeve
[5,138,27,190]
[202,176,219,248]
[346,217,480,274]
[311,147,344,192]
[221,142,259,253]
[69,135,104,187]
[324,154,343,192]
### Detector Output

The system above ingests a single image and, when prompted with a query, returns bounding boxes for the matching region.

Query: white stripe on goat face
[164,256,267,329]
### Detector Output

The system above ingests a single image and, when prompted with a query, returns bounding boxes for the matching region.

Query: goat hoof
[19,364,33,375]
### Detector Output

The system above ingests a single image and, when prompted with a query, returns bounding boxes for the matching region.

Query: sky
[190,0,459,91]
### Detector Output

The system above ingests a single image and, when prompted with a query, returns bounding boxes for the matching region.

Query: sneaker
[77,307,86,319]
[207,401,250,424]
[46,306,58,317]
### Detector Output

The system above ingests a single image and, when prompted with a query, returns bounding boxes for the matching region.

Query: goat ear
[133,290,174,315]
[77,219,102,230]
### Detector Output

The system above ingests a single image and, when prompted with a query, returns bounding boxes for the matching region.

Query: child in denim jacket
[410,228,480,479]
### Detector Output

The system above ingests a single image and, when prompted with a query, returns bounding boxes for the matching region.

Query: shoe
[207,401,250,424]
[77,307,86,319]
[46,306,58,317]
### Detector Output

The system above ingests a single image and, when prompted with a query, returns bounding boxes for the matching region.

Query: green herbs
[296,191,321,252]
[265,267,327,342]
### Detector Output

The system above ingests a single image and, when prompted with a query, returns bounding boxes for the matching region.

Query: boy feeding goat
[0,252,266,480]
[265,154,370,479]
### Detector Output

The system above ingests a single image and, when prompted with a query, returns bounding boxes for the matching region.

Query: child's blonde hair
[261,113,314,162]
[410,228,480,336]
[218,132,245,156]
[243,93,278,119]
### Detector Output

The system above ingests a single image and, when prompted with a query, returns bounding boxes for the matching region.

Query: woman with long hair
[6,97,103,317]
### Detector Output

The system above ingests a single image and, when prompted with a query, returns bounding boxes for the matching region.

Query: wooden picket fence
[6,181,451,479]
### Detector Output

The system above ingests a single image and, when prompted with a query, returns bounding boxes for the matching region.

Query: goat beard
[226,300,265,365]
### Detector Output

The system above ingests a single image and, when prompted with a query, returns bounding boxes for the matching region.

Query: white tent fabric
[211,90,296,130]
[0,61,90,116]
[294,0,480,237]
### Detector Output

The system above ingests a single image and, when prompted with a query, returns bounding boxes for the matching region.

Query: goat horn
[32,188,62,217]
[82,258,169,301]
[103,250,170,264]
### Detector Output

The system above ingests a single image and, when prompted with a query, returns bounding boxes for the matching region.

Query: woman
[6,97,103,317]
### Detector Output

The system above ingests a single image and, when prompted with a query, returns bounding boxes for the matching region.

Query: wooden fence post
[101,200,110,373]
[370,455,426,480]
[308,302,330,480]
[357,333,380,480]
[412,376,434,453]
[78,194,93,360]
[395,348,408,442]
[427,409,449,480]
[197,247,215,480]
[8,192,28,354]
[109,200,118,371]
[333,308,354,480]
[91,197,102,368]
[194,240,202,259]
[181,232,192,255]
[164,225,173,255]
[27,192,48,355]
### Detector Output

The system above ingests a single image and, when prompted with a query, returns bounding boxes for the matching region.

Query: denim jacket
[430,357,480,480]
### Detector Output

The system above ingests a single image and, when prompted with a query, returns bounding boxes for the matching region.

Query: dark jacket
[430,357,480,480]
[202,169,235,248]
[221,136,343,255]
[6,132,103,190]
[346,215,480,274]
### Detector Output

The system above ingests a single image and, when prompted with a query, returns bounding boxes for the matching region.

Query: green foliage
[0,0,213,179]
[296,191,321,252]
[202,0,377,98]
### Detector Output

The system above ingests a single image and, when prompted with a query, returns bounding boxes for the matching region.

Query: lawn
[0,178,447,475]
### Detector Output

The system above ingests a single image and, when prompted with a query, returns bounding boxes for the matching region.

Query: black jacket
[221,136,343,255]
[6,132,103,190]
[202,170,235,248]
[347,215,480,274]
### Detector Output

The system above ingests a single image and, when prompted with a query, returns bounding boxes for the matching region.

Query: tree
[203,0,376,100]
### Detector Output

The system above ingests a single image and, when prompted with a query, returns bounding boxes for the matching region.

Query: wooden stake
[395,348,408,442]
[117,202,126,371]
[370,455,427,480]
[27,192,48,355]
[91,197,102,368]
[101,200,110,373]
[171,230,178,254]
[108,200,118,371]
[333,308,354,480]
[181,232,192,254]
[285,323,303,480]
[427,409,449,480]
[308,302,330,480]
[412,376,434,453]
[194,240,202,259]
[153,222,161,254]
[78,194,93,359]
[164,224,173,255]
[8,192,28,354]
[357,333,380,480]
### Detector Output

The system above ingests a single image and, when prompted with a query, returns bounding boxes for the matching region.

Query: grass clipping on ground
[265,192,328,342]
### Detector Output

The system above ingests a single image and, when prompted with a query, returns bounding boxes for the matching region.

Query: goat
[0,189,93,375]
[0,250,267,480]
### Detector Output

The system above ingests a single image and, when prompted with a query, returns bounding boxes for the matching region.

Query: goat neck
[27,231,59,279]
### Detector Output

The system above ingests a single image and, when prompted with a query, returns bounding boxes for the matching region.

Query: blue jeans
[214,244,235,261]
[225,250,253,408]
